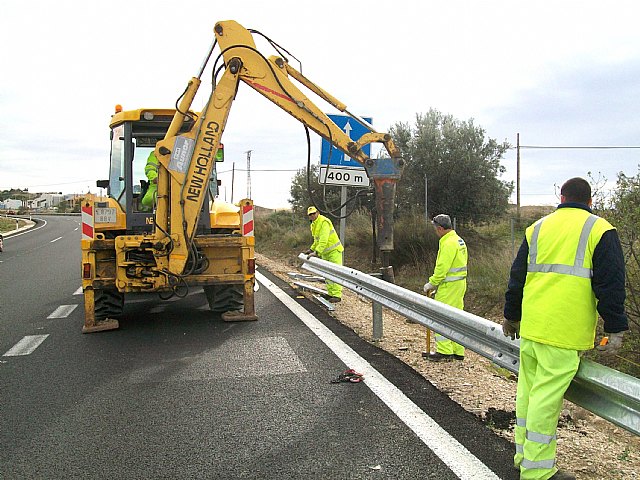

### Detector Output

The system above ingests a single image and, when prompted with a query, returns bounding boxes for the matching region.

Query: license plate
[95,207,117,224]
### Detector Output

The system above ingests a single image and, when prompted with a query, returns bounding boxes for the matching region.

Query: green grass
[0,217,24,234]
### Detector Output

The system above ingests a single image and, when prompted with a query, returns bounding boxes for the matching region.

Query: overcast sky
[1,1,639,209]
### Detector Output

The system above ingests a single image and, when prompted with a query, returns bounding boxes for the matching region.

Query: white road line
[47,304,78,319]
[3,335,50,356]
[256,271,499,480]
[50,236,62,243]
[73,287,83,295]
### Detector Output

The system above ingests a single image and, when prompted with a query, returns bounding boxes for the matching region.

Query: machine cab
[103,108,215,234]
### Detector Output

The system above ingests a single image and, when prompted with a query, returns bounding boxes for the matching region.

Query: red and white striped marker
[242,203,254,237]
[81,204,94,240]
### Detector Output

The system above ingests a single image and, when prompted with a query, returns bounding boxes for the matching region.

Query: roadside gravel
[256,252,639,480]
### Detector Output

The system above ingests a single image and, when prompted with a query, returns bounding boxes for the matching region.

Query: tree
[1,188,30,202]
[606,169,640,331]
[390,109,513,223]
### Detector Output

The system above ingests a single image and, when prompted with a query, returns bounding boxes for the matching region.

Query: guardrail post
[371,268,393,341]
[372,301,383,340]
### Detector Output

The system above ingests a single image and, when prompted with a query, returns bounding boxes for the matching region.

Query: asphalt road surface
[0,215,518,479]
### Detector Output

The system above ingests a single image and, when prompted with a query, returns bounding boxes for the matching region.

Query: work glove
[596,331,625,357]
[502,319,521,340]
[423,282,436,294]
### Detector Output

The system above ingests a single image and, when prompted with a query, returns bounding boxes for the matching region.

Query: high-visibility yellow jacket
[310,214,343,257]
[429,230,468,286]
[429,230,468,308]
[521,207,615,350]
[145,152,159,182]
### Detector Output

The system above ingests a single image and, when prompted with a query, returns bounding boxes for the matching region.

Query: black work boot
[424,352,454,362]
[549,469,576,480]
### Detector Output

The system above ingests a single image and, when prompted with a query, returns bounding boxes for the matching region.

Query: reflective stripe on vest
[528,214,598,279]
[324,240,342,253]
[443,265,467,283]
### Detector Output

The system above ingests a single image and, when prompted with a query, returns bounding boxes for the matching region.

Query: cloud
[483,57,640,205]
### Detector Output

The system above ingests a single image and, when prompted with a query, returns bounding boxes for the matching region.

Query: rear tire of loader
[95,288,124,320]
[204,284,243,313]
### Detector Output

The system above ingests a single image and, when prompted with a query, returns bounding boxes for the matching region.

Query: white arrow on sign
[342,120,352,164]
[344,120,352,137]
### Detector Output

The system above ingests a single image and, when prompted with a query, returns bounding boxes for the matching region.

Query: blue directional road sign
[320,114,372,168]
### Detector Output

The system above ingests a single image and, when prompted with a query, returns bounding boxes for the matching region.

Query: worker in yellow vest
[141,151,159,210]
[503,177,628,480]
[423,213,468,361]
[304,206,344,303]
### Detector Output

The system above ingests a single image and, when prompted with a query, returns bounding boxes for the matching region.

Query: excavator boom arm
[155,20,403,276]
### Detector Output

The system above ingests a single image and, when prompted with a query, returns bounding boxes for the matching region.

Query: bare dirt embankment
[256,252,639,480]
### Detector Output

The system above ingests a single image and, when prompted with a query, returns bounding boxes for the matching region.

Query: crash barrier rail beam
[299,254,640,436]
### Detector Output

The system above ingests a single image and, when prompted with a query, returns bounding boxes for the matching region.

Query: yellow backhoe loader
[80,20,403,333]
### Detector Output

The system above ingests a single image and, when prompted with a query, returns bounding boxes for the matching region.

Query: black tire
[204,284,244,313]
[95,288,124,320]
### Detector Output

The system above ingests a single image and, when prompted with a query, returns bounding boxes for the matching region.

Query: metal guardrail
[299,254,640,436]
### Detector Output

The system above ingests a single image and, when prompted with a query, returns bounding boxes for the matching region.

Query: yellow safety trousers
[515,338,579,480]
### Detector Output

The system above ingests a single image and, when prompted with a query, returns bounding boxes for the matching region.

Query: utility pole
[231,162,235,203]
[516,133,521,219]
[245,150,252,199]
[424,175,428,224]
[339,186,347,260]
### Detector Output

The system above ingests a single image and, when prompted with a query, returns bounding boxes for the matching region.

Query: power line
[520,145,640,149]
[217,168,300,173]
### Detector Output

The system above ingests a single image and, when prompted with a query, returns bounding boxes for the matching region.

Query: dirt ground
[256,252,639,480]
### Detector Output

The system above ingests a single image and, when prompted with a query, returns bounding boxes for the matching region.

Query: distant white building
[29,193,64,210]
[0,198,23,210]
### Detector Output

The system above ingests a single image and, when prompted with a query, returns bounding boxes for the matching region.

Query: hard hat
[307,206,318,215]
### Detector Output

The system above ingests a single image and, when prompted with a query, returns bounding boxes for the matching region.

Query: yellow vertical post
[82,287,96,332]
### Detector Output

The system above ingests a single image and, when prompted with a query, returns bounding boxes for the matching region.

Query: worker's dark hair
[560,177,591,204]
